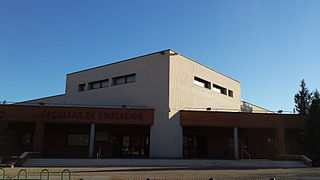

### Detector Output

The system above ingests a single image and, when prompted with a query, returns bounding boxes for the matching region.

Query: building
[0,49,306,159]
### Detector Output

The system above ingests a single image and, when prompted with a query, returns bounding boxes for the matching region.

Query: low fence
[0,168,71,180]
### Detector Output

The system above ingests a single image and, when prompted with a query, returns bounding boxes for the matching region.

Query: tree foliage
[294,80,320,162]
[294,79,312,114]
[300,89,320,161]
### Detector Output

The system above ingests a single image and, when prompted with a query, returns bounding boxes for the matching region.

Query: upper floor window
[88,79,109,90]
[228,90,233,97]
[212,83,227,95]
[78,83,86,92]
[113,74,136,86]
[194,77,211,89]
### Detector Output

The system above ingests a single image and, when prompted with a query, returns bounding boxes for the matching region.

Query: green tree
[300,89,320,162]
[294,79,312,114]
[313,89,320,102]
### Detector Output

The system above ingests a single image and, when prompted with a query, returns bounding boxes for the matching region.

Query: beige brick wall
[168,50,241,158]
[169,50,241,112]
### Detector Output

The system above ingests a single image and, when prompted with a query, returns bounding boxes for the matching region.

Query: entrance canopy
[180,110,307,158]
[0,105,154,158]
[0,105,154,125]
[180,110,306,129]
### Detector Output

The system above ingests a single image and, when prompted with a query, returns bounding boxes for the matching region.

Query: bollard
[61,169,71,180]
[40,169,50,180]
[0,168,5,180]
[17,169,28,180]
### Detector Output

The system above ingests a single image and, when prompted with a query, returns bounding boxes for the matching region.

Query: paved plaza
[1,167,320,180]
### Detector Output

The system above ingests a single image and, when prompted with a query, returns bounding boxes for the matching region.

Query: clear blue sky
[1,0,319,112]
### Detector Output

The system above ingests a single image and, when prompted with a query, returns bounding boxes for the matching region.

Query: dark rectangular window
[78,84,86,92]
[266,137,275,149]
[228,90,233,97]
[212,83,227,95]
[95,132,108,142]
[88,79,109,90]
[194,77,211,89]
[20,133,33,146]
[126,75,136,83]
[67,134,89,146]
[113,74,136,86]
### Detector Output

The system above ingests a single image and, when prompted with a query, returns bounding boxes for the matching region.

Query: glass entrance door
[183,136,207,158]
[113,135,149,157]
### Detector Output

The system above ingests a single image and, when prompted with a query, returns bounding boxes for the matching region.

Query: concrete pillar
[276,128,286,154]
[89,123,96,158]
[150,110,183,158]
[33,121,45,153]
[233,127,239,159]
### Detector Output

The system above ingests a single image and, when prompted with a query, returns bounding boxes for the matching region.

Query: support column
[233,127,239,159]
[276,128,286,154]
[88,123,96,158]
[33,121,45,153]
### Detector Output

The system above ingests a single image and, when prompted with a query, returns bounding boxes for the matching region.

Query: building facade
[0,49,306,159]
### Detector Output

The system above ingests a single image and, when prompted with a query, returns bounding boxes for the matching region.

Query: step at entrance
[22,158,309,168]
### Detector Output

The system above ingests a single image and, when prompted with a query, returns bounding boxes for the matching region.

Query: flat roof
[180,110,301,116]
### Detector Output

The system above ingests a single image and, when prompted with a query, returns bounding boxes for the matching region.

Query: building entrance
[113,135,149,157]
[183,136,207,158]
[93,125,150,158]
